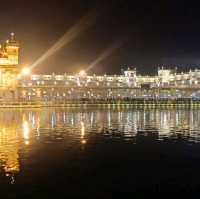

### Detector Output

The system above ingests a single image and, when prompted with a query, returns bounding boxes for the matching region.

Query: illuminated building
[19,67,200,101]
[2,33,200,102]
[0,33,19,100]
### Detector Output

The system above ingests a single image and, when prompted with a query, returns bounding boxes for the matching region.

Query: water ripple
[0,108,200,177]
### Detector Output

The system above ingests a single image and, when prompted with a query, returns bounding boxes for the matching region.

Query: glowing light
[36,90,41,97]
[17,74,22,79]
[79,70,86,76]
[22,121,30,145]
[21,67,30,76]
[80,121,86,144]
[25,140,30,145]
[81,139,87,144]
[81,121,85,137]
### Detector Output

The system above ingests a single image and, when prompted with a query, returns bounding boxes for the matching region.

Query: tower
[5,33,19,65]
[0,33,20,100]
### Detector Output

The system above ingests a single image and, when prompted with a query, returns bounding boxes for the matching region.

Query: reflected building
[0,108,200,176]
[0,111,20,173]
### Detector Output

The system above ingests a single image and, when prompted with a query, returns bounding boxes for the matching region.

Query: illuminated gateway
[1,33,200,101]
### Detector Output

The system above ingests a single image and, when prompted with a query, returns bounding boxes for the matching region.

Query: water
[1,108,200,198]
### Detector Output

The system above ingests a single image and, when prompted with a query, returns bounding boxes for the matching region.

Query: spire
[6,33,19,47]
[10,32,15,41]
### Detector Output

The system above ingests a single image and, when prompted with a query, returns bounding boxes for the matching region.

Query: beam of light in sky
[30,11,98,70]
[85,38,126,73]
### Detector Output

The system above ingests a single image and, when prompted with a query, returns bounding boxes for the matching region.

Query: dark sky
[1,0,200,75]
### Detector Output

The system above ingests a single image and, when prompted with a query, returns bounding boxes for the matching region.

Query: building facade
[2,33,200,102]
[19,68,200,101]
[0,33,19,100]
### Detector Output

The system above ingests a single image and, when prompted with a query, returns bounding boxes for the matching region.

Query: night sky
[1,0,200,75]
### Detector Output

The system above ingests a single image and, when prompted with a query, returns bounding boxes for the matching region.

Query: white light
[79,70,86,76]
[21,67,30,76]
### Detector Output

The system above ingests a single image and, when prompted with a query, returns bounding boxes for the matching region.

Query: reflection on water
[80,121,86,144]
[0,112,20,174]
[22,120,30,145]
[1,108,200,184]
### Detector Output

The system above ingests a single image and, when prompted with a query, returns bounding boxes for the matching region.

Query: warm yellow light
[79,70,86,76]
[23,121,29,140]
[81,139,87,144]
[17,74,22,79]
[81,121,85,138]
[80,121,86,144]
[21,67,30,76]
[25,140,30,145]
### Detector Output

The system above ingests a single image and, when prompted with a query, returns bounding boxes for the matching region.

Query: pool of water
[1,108,200,198]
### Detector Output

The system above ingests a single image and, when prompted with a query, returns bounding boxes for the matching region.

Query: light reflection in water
[0,111,20,184]
[0,108,200,179]
[0,126,19,173]
[80,121,86,144]
[22,120,30,145]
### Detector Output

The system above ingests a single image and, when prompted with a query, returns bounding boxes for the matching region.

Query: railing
[0,98,197,106]
[17,83,200,89]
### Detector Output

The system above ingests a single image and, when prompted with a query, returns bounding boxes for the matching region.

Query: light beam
[86,38,126,73]
[30,11,98,70]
